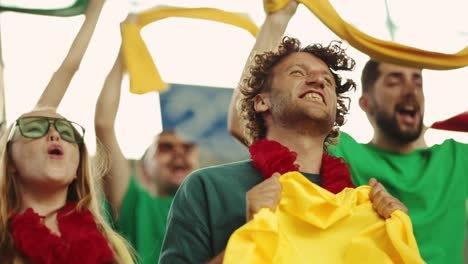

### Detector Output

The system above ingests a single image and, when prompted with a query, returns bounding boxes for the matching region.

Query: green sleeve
[328,131,359,158]
[159,171,212,263]
[460,142,468,197]
[328,131,375,186]
[115,176,139,244]
[101,198,115,228]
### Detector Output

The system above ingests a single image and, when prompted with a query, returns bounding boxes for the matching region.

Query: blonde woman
[0,108,134,263]
[0,0,135,262]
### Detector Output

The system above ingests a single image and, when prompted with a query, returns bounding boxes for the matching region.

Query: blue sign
[159,83,249,167]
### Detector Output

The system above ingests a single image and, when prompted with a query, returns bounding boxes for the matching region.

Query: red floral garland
[249,139,354,194]
[11,202,114,264]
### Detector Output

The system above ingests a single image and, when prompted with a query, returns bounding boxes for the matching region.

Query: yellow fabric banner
[265,0,468,70]
[224,172,425,264]
[121,7,259,94]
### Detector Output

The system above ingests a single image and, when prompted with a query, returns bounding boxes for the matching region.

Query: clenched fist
[369,178,408,219]
[246,173,282,222]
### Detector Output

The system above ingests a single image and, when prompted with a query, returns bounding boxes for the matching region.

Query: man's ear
[359,94,374,115]
[254,93,270,113]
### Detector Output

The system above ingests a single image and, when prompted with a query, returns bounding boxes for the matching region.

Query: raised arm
[227,1,298,146]
[94,42,128,218]
[35,0,105,109]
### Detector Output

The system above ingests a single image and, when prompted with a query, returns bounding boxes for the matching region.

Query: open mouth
[171,165,189,172]
[173,165,187,171]
[396,104,420,125]
[169,162,190,172]
[300,91,324,104]
[48,145,64,157]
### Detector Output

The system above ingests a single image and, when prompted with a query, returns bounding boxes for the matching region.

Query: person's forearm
[35,0,106,109]
[95,48,124,129]
[228,2,298,145]
[94,46,129,217]
[61,0,106,72]
[240,10,298,81]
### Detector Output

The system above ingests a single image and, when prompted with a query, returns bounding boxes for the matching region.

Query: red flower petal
[10,202,114,264]
[249,139,354,193]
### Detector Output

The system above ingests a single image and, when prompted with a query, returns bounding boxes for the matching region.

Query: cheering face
[257,52,337,135]
[8,110,81,192]
[149,133,199,195]
[367,63,425,143]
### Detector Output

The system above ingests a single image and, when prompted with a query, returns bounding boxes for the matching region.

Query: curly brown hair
[239,36,356,149]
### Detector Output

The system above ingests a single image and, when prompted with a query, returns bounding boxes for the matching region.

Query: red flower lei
[11,202,114,264]
[249,139,354,194]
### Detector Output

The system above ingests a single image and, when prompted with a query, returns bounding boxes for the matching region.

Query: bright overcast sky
[1,0,467,158]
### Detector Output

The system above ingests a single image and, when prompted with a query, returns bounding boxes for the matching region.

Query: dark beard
[270,95,333,136]
[375,109,423,144]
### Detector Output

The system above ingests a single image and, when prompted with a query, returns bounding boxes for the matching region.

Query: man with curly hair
[159,2,407,263]
[227,2,468,263]
[237,36,354,150]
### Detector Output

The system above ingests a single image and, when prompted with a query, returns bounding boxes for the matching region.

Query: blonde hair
[0,114,135,263]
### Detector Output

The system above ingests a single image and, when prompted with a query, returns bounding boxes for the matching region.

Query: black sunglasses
[8,116,85,144]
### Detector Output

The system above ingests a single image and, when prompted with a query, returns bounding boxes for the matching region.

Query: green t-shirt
[116,177,173,264]
[159,160,321,263]
[329,132,468,264]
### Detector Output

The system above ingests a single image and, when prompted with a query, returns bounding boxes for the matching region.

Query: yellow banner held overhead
[265,0,468,70]
[121,7,259,94]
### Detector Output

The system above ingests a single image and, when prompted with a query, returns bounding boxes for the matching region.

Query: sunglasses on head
[8,116,85,144]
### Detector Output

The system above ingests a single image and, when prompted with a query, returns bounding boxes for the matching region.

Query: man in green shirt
[328,60,468,264]
[94,24,200,264]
